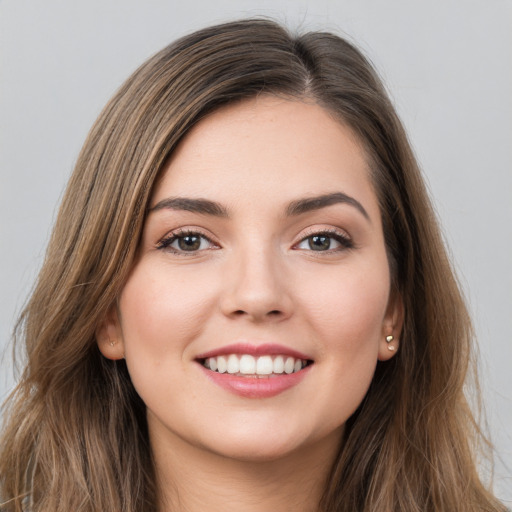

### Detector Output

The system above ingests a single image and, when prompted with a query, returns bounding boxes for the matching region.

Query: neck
[151,426,341,512]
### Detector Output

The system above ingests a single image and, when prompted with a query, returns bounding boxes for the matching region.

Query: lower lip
[199,364,312,398]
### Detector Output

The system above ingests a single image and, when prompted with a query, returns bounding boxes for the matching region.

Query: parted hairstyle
[0,18,505,512]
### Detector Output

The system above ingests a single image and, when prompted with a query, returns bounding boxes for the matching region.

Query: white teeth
[256,355,273,375]
[239,355,256,374]
[284,357,295,374]
[227,354,240,374]
[273,355,284,374]
[217,356,227,373]
[202,354,309,376]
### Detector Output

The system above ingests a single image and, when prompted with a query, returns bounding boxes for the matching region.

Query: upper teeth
[203,354,307,375]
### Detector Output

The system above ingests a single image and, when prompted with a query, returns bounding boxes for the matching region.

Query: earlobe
[378,289,404,361]
[378,333,399,361]
[95,306,125,360]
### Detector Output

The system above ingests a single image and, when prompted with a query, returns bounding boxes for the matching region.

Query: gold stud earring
[109,339,117,347]
[386,334,396,351]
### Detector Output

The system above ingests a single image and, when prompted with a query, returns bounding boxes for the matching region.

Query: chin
[204,438,308,463]
[196,422,341,465]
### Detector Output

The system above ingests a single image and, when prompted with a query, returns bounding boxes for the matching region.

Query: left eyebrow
[286,192,371,222]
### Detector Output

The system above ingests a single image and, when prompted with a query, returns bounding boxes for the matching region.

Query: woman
[0,18,505,512]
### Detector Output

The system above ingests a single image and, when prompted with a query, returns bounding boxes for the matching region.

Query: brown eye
[157,231,217,254]
[308,235,332,251]
[295,230,354,253]
[178,235,201,251]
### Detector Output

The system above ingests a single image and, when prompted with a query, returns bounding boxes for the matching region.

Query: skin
[98,96,402,511]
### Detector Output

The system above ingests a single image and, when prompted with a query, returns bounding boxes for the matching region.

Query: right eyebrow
[148,197,229,217]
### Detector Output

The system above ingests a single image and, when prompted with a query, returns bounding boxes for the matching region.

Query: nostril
[230,309,282,318]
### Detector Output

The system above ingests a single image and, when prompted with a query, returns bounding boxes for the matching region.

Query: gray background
[1,0,510,502]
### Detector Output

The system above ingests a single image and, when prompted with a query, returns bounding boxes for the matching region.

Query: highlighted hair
[1,18,504,512]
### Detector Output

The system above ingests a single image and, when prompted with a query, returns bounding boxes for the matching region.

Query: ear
[378,287,404,361]
[95,305,125,360]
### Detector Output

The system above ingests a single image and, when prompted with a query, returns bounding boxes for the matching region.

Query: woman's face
[99,96,401,462]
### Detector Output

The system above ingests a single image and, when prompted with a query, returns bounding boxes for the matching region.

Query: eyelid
[156,227,220,254]
[292,226,354,251]
[155,225,353,255]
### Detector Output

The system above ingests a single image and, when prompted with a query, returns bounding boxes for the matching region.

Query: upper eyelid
[160,227,216,241]
[296,226,351,240]
[156,228,219,250]
[292,226,355,252]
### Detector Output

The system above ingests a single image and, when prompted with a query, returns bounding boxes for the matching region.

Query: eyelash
[156,229,218,255]
[294,228,354,253]
[156,227,354,255]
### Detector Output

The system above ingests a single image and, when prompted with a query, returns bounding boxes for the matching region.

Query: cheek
[118,262,216,358]
[300,261,390,423]
[117,263,220,412]
[298,259,390,354]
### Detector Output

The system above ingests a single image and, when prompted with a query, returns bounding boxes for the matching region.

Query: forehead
[152,96,377,215]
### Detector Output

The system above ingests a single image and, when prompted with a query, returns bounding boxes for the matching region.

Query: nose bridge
[221,236,291,321]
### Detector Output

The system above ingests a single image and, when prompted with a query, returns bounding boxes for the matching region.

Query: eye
[295,230,353,252]
[157,230,218,254]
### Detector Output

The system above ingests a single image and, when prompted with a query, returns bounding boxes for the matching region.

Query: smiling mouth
[199,354,313,377]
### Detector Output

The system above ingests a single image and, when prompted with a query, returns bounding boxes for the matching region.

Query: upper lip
[195,342,313,361]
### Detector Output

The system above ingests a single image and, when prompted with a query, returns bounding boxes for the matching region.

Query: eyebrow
[149,192,370,222]
[149,197,229,217]
[286,192,370,221]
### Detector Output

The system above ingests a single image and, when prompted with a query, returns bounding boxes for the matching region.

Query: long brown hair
[0,18,505,512]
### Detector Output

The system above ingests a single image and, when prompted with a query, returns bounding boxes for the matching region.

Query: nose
[219,246,293,323]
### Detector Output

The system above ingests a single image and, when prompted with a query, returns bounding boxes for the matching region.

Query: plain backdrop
[1,0,511,502]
